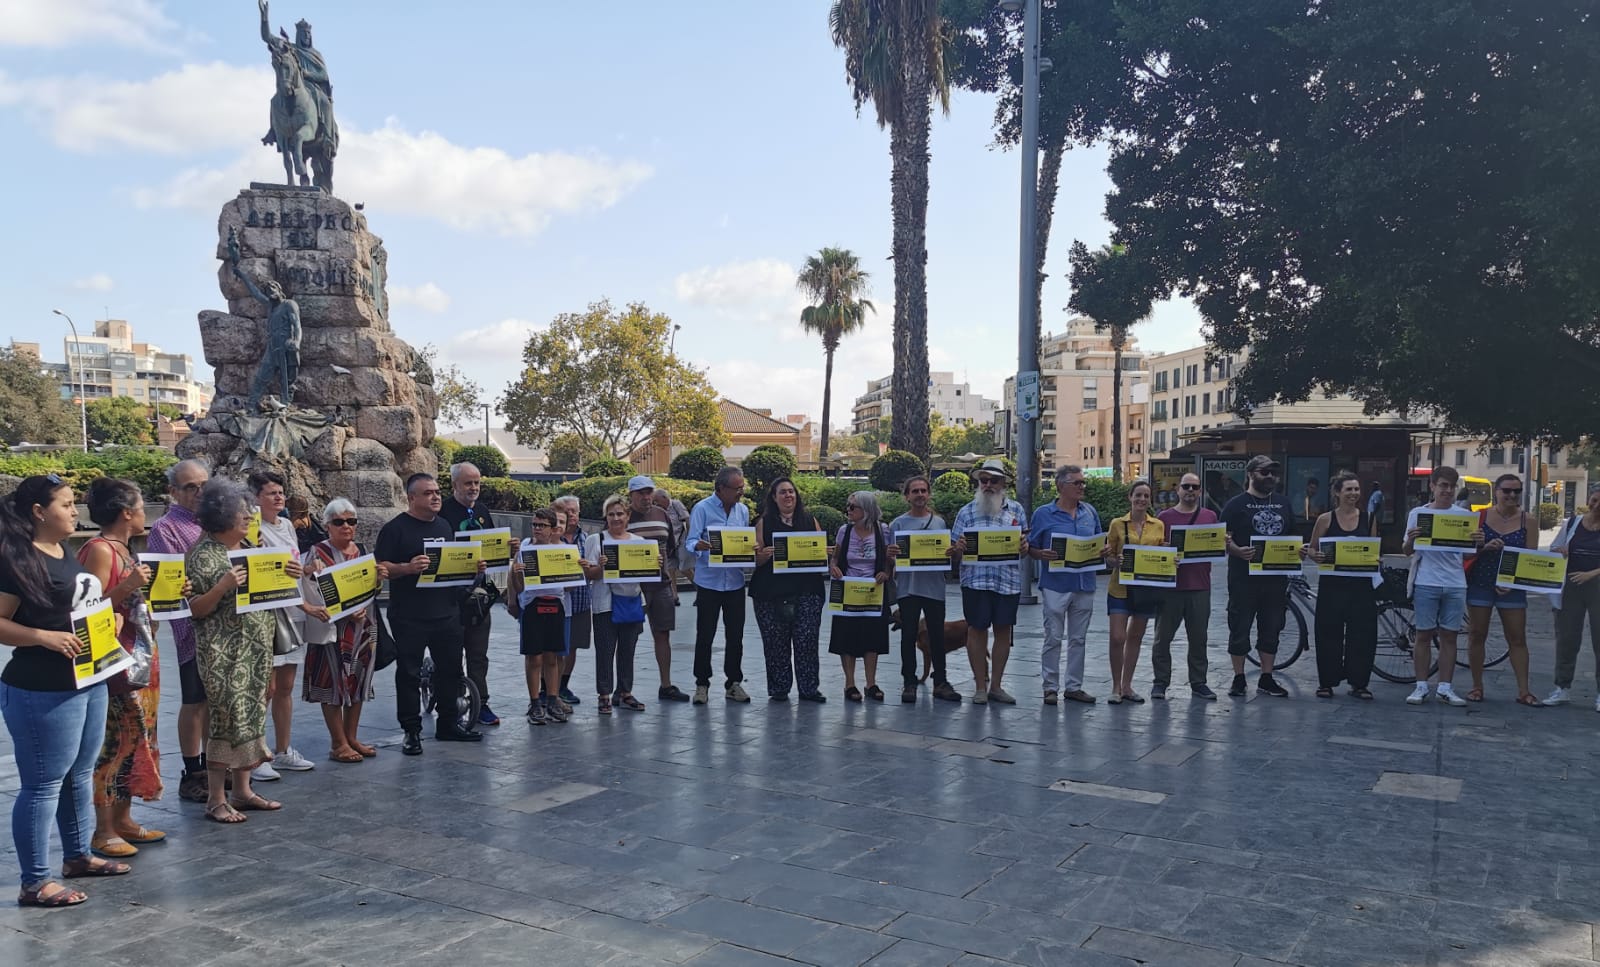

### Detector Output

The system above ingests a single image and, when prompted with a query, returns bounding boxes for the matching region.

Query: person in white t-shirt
[1402,466,1483,706]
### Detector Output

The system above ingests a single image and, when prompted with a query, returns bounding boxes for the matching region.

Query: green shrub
[1539,501,1562,529]
[0,448,176,499]
[430,436,462,469]
[1084,478,1130,519]
[669,446,723,482]
[877,492,908,520]
[450,444,507,478]
[583,457,632,478]
[478,477,550,513]
[812,504,846,542]
[870,450,926,493]
[933,491,968,522]
[557,475,714,520]
[740,445,798,502]
[808,479,856,512]
[934,470,972,497]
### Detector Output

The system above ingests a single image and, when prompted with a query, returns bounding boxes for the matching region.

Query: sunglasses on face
[1061,480,1086,488]
[978,476,1004,486]
[329,517,358,527]
[1179,484,1200,491]
[846,503,861,511]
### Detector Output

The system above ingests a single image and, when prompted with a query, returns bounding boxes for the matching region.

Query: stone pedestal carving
[178,185,437,542]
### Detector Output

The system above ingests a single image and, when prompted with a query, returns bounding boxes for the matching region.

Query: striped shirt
[146,503,202,664]
[627,506,673,579]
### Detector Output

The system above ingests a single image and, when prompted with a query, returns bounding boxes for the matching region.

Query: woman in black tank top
[1306,472,1378,698]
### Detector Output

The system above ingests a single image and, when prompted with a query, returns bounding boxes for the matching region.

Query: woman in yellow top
[1101,479,1166,704]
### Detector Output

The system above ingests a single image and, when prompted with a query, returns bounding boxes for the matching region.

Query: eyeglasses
[978,476,1005,485]
[1062,480,1087,488]
[1179,484,1201,491]
[1252,469,1279,477]
[846,503,861,511]
[532,522,554,530]
[329,517,358,527]
[177,482,204,493]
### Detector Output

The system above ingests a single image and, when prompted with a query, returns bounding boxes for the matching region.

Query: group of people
[4,453,1599,909]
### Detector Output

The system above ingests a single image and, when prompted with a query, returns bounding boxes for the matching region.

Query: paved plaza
[2,573,1597,966]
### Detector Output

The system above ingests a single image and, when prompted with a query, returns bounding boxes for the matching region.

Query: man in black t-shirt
[376,472,484,754]
[1219,455,1297,698]
[439,461,500,727]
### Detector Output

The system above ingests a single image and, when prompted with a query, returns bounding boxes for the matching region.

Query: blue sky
[0,0,1203,430]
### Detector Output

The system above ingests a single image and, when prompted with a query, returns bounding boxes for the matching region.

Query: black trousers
[1227,578,1287,658]
[392,613,465,734]
[1314,578,1377,689]
[897,595,949,687]
[694,587,747,687]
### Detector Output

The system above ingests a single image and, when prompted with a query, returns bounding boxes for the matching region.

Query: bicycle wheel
[1455,616,1511,670]
[1372,601,1437,683]
[1243,592,1311,670]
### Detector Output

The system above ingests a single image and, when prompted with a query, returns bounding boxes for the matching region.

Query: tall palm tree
[1109,323,1126,482]
[798,247,876,462]
[830,0,952,460]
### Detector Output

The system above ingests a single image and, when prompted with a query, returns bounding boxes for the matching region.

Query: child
[509,507,571,724]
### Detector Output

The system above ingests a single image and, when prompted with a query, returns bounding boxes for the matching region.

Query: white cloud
[388,282,451,314]
[675,258,796,307]
[71,272,113,291]
[0,0,182,51]
[441,319,542,363]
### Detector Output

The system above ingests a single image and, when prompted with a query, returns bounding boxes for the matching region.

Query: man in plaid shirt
[952,459,1031,706]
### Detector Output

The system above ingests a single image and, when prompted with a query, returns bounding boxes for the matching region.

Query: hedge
[556,475,720,520]
[451,444,507,478]
[1539,502,1562,530]
[934,470,972,496]
[430,436,462,469]
[0,448,176,499]
[478,477,551,513]
[812,504,846,542]
[669,446,723,482]
[583,457,632,478]
[740,445,798,501]
[869,450,926,493]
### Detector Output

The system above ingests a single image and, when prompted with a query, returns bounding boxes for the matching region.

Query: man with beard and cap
[951,459,1030,705]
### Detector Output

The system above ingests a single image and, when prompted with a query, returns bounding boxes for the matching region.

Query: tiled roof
[721,399,800,435]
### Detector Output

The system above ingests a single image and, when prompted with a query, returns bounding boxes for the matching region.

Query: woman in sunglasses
[300,499,388,760]
[1462,474,1539,705]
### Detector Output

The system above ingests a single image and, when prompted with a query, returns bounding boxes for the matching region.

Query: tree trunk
[820,341,837,464]
[1111,325,1125,483]
[1033,131,1067,344]
[888,23,933,461]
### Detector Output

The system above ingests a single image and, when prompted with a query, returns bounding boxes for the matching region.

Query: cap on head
[971,458,1014,481]
[628,475,657,493]
[1244,455,1281,474]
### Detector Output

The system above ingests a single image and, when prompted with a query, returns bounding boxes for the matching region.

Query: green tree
[0,347,78,447]
[869,449,926,492]
[451,443,508,479]
[741,444,799,502]
[670,445,723,482]
[500,300,728,458]
[830,0,954,460]
[85,397,153,447]
[583,457,632,478]
[797,247,875,462]
[544,432,594,473]
[418,344,484,429]
[1066,1,1600,442]
[1069,243,1164,483]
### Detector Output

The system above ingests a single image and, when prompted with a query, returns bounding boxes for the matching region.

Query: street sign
[1084,467,1114,478]
[1016,371,1040,421]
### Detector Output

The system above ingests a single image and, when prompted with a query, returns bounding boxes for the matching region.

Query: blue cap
[628,475,657,492]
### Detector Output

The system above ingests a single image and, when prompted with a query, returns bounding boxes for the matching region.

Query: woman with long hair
[1304,472,1378,699]
[76,478,164,858]
[0,475,131,907]
[300,498,387,760]
[828,490,894,702]
[1102,479,1166,703]
[751,478,826,702]
[1466,474,1539,705]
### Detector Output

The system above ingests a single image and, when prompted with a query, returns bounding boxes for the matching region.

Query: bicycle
[1242,571,1314,671]
[419,656,482,732]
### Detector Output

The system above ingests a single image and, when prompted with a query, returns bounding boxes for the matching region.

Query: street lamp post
[480,403,491,447]
[1003,0,1043,604]
[51,309,89,452]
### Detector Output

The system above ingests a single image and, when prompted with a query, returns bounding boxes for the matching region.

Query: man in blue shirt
[686,466,752,705]
[1027,465,1101,705]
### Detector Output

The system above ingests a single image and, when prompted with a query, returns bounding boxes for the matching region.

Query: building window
[1488,447,1505,466]
[1202,394,1211,415]
[1083,399,1097,411]
[1511,446,1525,467]
[1549,447,1562,467]
[1171,367,1180,387]
[1455,449,1467,466]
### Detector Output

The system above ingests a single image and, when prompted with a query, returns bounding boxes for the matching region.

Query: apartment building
[13,318,213,414]
[851,371,1000,436]
[1413,436,1591,516]
[1004,318,1149,474]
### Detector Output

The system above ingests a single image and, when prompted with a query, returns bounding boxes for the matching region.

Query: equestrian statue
[259,0,339,193]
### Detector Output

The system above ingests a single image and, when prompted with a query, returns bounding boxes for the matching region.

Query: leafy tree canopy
[500,300,728,459]
[418,344,484,429]
[544,432,595,473]
[0,347,78,447]
[85,397,154,447]
[450,444,507,479]
[669,445,724,482]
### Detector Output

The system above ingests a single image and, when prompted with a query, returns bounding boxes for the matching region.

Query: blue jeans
[0,681,107,889]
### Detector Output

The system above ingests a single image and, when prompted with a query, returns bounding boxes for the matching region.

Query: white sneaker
[251,761,281,782]
[1545,686,1571,706]
[1436,685,1467,707]
[1405,683,1430,705]
[273,746,315,771]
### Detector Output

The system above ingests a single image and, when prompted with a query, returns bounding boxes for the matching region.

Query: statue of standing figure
[227,228,302,408]
[259,0,339,192]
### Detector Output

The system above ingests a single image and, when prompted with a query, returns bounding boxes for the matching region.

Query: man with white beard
[950,459,1030,705]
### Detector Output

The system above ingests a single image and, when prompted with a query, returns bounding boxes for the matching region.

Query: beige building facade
[1005,318,1149,475]
[13,318,213,414]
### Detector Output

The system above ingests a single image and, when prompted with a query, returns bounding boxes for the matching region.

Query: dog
[888,607,969,682]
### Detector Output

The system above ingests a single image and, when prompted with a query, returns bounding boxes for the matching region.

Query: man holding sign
[889,475,961,703]
[952,459,1029,705]
[1220,456,1295,698]
[686,467,753,705]
[1027,466,1102,705]
[440,461,503,727]
[1153,472,1220,700]
[1402,466,1480,706]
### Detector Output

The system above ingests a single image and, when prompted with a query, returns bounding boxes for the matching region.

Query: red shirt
[1159,506,1219,592]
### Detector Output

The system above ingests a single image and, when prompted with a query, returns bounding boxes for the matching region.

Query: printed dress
[77,537,163,805]
[187,536,274,769]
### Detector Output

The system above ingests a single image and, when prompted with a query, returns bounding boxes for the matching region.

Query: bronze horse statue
[265,43,337,192]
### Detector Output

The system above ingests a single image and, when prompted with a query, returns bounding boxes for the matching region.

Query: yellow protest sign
[897,530,951,572]
[247,509,261,547]
[1496,546,1567,594]
[417,541,481,589]
[708,526,757,566]
[1049,532,1106,573]
[466,527,513,575]
[1317,537,1381,577]
[1118,544,1178,588]
[520,542,586,589]
[603,538,661,583]
[1170,524,1226,564]
[1414,509,1478,552]
[227,547,304,613]
[1248,536,1303,576]
[827,577,884,617]
[772,531,829,573]
[72,599,132,689]
[316,553,381,619]
[962,528,1021,564]
[140,552,190,620]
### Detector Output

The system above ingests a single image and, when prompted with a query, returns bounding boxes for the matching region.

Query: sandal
[845,686,862,702]
[116,826,166,844]
[229,793,283,812]
[329,747,364,763]
[598,696,613,715]
[18,882,87,907]
[205,802,247,824]
[1315,687,1334,699]
[90,837,138,858]
[353,741,378,757]
[1516,692,1543,707]
[61,856,130,879]
[865,685,884,702]
[1350,687,1374,700]
[1465,687,1485,703]
[617,693,646,711]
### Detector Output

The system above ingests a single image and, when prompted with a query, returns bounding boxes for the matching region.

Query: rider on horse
[259,1,337,152]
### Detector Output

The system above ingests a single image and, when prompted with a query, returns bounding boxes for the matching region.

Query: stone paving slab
[0,576,1596,965]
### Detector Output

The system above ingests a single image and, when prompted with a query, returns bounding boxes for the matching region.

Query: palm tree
[1109,323,1127,482]
[798,247,876,462]
[830,0,952,460]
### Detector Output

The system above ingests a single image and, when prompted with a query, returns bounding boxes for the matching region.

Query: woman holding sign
[582,496,649,714]
[1549,483,1600,708]
[750,478,827,702]
[76,478,164,858]
[1464,475,1539,706]
[0,475,131,907]
[1101,480,1166,704]
[829,491,894,701]
[187,480,293,823]
[301,499,387,760]
[1304,473,1378,699]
